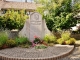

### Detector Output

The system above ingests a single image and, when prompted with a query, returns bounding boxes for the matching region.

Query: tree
[2,9,28,30]
[35,0,76,31]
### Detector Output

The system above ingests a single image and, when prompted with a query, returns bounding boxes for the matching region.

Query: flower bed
[0,30,76,50]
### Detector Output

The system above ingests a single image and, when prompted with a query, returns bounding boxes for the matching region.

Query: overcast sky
[6,0,33,2]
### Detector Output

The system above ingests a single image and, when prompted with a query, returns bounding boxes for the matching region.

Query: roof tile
[0,1,41,10]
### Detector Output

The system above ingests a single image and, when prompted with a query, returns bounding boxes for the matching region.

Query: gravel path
[0,45,74,60]
[58,46,80,60]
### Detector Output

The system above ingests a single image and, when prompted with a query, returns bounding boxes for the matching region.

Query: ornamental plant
[0,31,8,48]
[0,16,5,29]
[15,37,29,45]
[66,38,76,45]
[57,31,76,45]
[6,39,16,47]
[61,31,71,41]
[2,9,28,30]
[33,36,41,44]
[35,44,47,49]
[43,34,57,43]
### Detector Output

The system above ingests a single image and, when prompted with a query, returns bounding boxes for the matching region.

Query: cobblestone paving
[58,46,80,60]
[0,45,73,59]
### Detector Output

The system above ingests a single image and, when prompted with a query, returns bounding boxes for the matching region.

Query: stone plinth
[19,12,51,41]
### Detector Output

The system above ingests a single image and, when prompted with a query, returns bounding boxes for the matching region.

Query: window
[27,0,34,2]
[1,9,7,14]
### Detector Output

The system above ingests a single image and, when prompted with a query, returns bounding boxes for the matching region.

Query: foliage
[15,37,29,45]
[73,2,80,11]
[0,16,5,29]
[0,9,28,30]
[33,36,41,44]
[43,34,56,43]
[19,44,31,48]
[57,31,76,45]
[72,1,80,24]
[48,43,54,46]
[6,39,16,47]
[0,43,3,49]
[66,38,76,45]
[35,0,77,31]
[0,31,8,48]
[61,31,71,40]
[57,31,70,44]
[57,38,64,44]
[35,44,47,49]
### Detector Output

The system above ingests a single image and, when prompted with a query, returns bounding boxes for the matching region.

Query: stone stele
[19,12,51,41]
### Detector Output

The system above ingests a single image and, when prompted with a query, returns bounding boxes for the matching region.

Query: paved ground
[0,43,79,60]
[58,41,80,60]
[0,45,74,60]
[58,47,80,60]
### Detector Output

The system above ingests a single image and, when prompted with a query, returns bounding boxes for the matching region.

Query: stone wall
[71,34,80,40]
[9,30,19,39]
[53,32,80,40]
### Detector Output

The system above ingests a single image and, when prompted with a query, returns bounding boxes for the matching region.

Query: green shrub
[0,16,5,29]
[0,31,8,47]
[48,43,54,46]
[66,38,76,45]
[57,38,64,44]
[65,40,70,45]
[57,31,71,45]
[61,31,71,40]
[43,34,57,43]
[57,31,76,45]
[15,37,29,45]
[0,43,3,49]
[6,39,16,47]
[35,44,47,49]
[1,9,28,30]
[19,44,31,48]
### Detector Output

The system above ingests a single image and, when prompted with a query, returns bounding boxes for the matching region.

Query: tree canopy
[35,0,78,31]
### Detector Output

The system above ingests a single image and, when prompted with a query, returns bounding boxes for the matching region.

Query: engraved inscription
[31,21,41,25]
[34,14,39,20]
[31,13,41,25]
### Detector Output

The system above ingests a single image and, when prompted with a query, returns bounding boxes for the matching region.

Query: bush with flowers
[31,35,48,49]
[33,36,41,44]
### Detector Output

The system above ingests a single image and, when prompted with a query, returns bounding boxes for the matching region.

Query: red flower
[34,35,38,38]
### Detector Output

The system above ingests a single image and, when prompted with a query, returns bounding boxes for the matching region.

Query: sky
[6,0,34,2]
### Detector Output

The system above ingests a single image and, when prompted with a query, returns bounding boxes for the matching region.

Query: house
[0,0,41,15]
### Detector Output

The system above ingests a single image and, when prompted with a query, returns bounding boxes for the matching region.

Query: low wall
[53,32,80,40]
[71,34,80,40]
[0,29,19,39]
[9,30,19,39]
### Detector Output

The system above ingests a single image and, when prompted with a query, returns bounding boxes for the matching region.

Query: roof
[0,1,41,11]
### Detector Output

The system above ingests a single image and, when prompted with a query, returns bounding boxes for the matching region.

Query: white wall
[6,0,25,2]
[6,0,34,2]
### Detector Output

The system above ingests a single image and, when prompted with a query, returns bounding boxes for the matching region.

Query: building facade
[0,0,40,15]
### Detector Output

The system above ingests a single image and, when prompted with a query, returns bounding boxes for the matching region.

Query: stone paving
[0,45,74,60]
[58,46,80,60]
